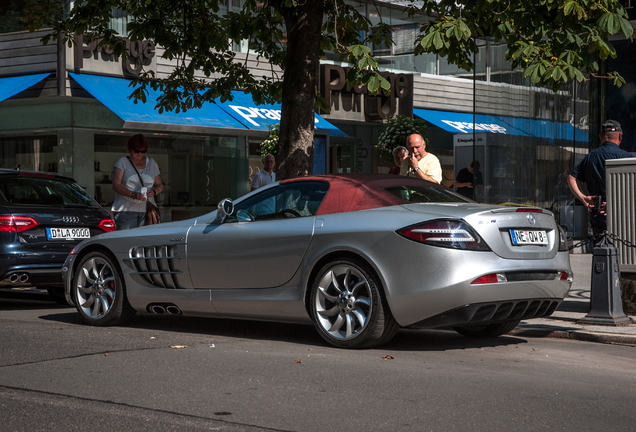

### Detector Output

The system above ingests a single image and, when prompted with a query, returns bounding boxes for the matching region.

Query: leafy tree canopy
[30,0,633,179]
[412,0,633,90]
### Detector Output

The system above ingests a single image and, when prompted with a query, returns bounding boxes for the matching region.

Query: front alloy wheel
[72,251,135,326]
[310,259,398,349]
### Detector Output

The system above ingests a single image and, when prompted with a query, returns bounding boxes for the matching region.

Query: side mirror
[215,198,234,222]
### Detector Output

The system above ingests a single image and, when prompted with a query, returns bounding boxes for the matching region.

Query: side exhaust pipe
[148,304,182,315]
[19,274,29,283]
[9,274,19,283]
[166,305,181,315]
[150,305,166,314]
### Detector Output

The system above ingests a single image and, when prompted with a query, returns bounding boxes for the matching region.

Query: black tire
[310,259,399,349]
[453,320,520,338]
[71,251,136,326]
[41,286,68,305]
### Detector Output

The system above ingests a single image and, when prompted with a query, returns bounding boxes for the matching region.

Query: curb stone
[511,327,636,346]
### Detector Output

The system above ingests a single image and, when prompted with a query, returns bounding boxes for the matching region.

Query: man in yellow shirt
[399,134,442,184]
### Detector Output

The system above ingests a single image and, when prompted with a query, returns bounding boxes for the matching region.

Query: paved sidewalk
[511,254,636,345]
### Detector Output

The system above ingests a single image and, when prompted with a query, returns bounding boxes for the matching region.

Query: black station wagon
[0,169,115,302]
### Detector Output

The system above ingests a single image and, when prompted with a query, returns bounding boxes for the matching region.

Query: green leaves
[599,12,620,34]
[563,1,586,20]
[598,12,634,37]
[608,71,627,88]
[416,0,632,92]
[420,16,472,53]
[363,73,391,95]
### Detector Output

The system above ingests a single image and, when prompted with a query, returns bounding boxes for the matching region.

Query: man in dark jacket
[454,160,484,201]
[567,119,632,237]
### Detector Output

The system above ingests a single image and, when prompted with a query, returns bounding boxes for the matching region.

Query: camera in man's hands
[594,195,602,210]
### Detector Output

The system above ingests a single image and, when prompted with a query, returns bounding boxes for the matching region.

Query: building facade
[0,0,633,239]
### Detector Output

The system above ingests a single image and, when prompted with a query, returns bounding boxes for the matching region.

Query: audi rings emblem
[527,214,536,225]
[62,216,80,224]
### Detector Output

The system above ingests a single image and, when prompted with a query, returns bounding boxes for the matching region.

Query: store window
[110,8,131,35]
[94,133,248,222]
[0,135,58,172]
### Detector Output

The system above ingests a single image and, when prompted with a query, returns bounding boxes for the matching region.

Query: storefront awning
[414,108,588,141]
[70,73,347,136]
[69,73,247,131]
[0,73,50,103]
[221,91,349,137]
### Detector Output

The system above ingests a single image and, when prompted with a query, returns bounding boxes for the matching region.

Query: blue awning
[220,91,348,137]
[69,73,347,136]
[69,73,248,131]
[0,73,50,103]
[414,108,588,142]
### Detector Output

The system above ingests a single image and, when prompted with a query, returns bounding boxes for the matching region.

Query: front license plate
[47,227,90,241]
[510,229,548,245]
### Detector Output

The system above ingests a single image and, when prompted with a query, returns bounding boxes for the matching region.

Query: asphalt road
[2,289,636,432]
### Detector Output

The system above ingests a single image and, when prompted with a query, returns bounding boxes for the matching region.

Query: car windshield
[0,175,100,208]
[385,185,471,203]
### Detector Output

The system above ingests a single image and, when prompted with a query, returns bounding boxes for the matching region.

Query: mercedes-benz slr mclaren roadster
[62,174,572,348]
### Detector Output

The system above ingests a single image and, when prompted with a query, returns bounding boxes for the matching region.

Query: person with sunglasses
[111,134,163,229]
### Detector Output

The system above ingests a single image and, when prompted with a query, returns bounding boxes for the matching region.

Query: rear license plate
[47,227,90,241]
[510,229,548,245]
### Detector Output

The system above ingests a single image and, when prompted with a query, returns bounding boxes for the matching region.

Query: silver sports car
[62,174,572,348]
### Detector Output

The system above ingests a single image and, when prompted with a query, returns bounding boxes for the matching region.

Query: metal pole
[57,32,66,96]
[472,41,476,201]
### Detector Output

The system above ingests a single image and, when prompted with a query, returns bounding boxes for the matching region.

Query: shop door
[329,144,355,174]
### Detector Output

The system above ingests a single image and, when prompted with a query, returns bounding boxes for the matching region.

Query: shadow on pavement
[37,309,528,352]
[0,288,70,311]
[556,300,590,314]
[6,287,532,352]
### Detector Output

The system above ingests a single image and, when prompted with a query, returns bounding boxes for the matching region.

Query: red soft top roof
[280,173,448,216]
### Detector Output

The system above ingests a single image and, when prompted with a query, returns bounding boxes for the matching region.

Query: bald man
[399,134,442,184]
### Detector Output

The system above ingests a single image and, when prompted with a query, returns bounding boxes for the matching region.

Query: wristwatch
[414,167,420,172]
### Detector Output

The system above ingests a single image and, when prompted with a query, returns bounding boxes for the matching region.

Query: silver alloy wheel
[314,264,373,340]
[75,256,117,319]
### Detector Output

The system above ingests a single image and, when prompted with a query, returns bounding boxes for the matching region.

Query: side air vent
[129,245,185,289]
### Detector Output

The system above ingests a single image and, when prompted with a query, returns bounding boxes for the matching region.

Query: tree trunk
[274,0,324,180]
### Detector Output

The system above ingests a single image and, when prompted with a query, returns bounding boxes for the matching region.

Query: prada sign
[73,34,156,77]
[320,64,413,122]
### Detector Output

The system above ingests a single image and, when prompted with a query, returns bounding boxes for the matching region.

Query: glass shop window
[0,135,58,172]
[94,133,248,222]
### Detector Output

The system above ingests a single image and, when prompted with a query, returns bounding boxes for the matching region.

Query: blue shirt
[571,141,632,198]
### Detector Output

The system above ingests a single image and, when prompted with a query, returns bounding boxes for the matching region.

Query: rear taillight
[98,218,117,232]
[559,271,572,282]
[471,273,507,284]
[398,219,490,251]
[0,216,39,232]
